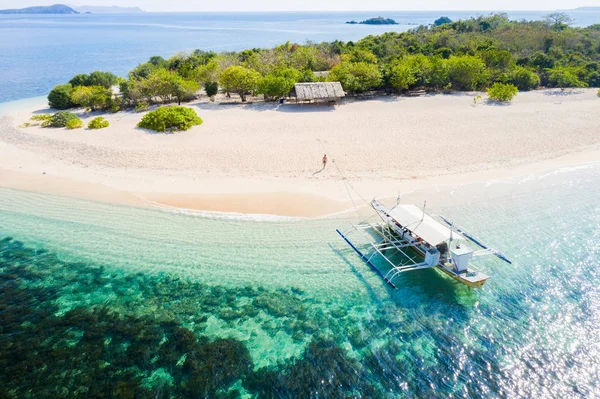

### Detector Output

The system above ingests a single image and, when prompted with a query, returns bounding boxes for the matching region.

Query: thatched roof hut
[293,82,345,103]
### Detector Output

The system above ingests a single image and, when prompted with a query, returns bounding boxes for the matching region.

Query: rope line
[316,139,371,217]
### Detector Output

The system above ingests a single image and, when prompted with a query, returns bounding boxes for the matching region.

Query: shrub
[31,114,52,121]
[48,84,75,110]
[548,67,587,89]
[137,106,203,132]
[30,114,53,126]
[390,54,433,91]
[69,74,90,87]
[597,89,600,97]
[70,71,120,89]
[507,67,540,91]
[135,102,149,112]
[88,117,110,129]
[47,111,79,127]
[106,96,122,113]
[65,118,84,129]
[487,83,518,102]
[169,73,201,105]
[204,81,219,97]
[71,85,111,110]
[446,56,489,90]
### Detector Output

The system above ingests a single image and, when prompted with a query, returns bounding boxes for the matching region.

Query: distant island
[0,4,78,14]
[346,17,399,25]
[74,5,145,13]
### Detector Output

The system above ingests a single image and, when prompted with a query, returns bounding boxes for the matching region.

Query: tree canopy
[219,66,261,102]
[69,71,120,89]
[48,14,600,110]
[329,62,382,93]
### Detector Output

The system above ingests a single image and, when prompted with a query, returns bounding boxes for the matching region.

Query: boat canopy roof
[388,204,463,246]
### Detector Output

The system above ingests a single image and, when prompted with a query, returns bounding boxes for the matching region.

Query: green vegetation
[204,81,219,97]
[137,106,203,132]
[220,66,261,102]
[506,66,540,90]
[65,118,84,129]
[258,67,301,101]
[71,85,112,110]
[88,116,110,129]
[69,71,119,89]
[330,61,382,93]
[30,114,53,126]
[446,56,488,90]
[390,54,436,90]
[487,83,519,102]
[48,14,600,112]
[548,67,588,89]
[125,68,200,105]
[134,102,149,112]
[434,16,452,26]
[346,17,399,25]
[48,84,74,110]
[46,111,79,128]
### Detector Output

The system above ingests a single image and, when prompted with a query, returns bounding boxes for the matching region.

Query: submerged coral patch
[0,237,389,397]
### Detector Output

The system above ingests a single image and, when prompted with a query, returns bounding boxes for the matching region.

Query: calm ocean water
[2,10,600,103]
[1,163,599,396]
[1,10,600,397]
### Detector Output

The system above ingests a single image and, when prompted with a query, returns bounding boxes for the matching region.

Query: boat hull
[436,265,489,288]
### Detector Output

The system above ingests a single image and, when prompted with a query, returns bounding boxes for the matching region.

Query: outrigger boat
[336,199,512,289]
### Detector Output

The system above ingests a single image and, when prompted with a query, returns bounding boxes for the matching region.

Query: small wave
[140,197,361,222]
[517,161,600,183]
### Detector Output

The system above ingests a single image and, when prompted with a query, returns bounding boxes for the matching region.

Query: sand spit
[1,89,599,216]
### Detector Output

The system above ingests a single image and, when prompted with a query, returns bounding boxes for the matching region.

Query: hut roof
[294,82,345,101]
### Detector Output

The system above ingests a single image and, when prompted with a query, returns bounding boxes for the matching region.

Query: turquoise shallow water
[1,164,599,397]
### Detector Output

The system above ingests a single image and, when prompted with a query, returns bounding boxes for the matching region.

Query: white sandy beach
[1,89,599,216]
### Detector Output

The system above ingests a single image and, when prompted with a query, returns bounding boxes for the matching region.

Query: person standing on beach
[322,154,327,169]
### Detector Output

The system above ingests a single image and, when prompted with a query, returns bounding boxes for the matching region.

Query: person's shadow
[312,165,325,176]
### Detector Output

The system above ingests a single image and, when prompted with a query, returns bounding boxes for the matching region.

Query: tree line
[48,13,600,110]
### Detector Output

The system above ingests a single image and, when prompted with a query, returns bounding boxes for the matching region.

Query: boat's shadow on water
[329,243,478,308]
[389,268,478,306]
[328,243,384,304]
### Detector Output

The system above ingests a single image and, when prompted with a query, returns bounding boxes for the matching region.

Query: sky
[0,0,597,12]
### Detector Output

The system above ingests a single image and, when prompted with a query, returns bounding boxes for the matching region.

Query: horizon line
[74,8,585,13]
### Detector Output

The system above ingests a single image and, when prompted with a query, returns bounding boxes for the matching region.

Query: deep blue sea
[2,10,600,103]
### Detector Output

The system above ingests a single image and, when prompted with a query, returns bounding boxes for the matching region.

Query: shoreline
[2,148,599,217]
[1,89,599,217]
